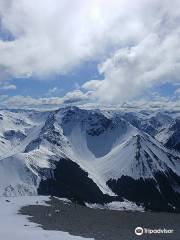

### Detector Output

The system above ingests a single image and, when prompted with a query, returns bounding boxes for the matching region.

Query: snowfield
[0,196,94,240]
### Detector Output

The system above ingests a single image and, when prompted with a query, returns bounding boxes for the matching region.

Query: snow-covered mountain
[119,111,173,137]
[156,118,180,152]
[0,106,180,212]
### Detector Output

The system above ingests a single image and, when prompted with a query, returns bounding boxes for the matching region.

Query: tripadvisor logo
[135,227,143,236]
[135,226,174,236]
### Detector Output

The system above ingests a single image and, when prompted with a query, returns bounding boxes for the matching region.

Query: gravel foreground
[19,197,180,240]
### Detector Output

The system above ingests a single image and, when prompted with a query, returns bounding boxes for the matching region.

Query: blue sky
[0,61,101,98]
[0,0,180,108]
[1,73,178,99]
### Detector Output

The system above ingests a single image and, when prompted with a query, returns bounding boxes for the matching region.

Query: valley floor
[19,196,180,240]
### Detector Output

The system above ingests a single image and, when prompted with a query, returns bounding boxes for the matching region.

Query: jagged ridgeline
[0,106,180,212]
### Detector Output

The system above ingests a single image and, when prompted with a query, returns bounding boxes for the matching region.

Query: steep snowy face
[0,111,27,157]
[119,109,180,152]
[156,118,180,152]
[104,133,180,212]
[24,112,69,153]
[57,107,137,158]
[0,109,52,196]
[18,107,140,197]
[120,111,173,137]
[97,133,180,181]
[0,154,39,196]
[0,110,49,159]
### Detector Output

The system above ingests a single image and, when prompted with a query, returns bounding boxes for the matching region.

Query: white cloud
[0,0,180,104]
[0,83,16,90]
[0,0,164,80]
[132,99,180,110]
[82,80,104,91]
[81,0,180,103]
[1,95,63,108]
[0,89,90,108]
[175,88,180,96]
[63,90,90,104]
[1,90,179,111]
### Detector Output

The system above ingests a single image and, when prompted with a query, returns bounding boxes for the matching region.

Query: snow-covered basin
[0,196,94,240]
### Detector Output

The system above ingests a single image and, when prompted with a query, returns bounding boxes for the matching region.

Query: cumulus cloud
[0,89,90,108]
[0,0,163,80]
[81,0,180,103]
[0,0,180,104]
[63,90,90,104]
[90,31,180,103]
[82,80,104,91]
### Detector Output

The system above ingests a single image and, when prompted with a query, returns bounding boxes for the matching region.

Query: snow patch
[86,200,144,212]
[0,196,94,240]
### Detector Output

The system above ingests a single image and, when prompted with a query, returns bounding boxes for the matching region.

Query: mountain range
[0,106,180,212]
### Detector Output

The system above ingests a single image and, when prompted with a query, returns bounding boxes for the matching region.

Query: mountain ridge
[0,106,180,212]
